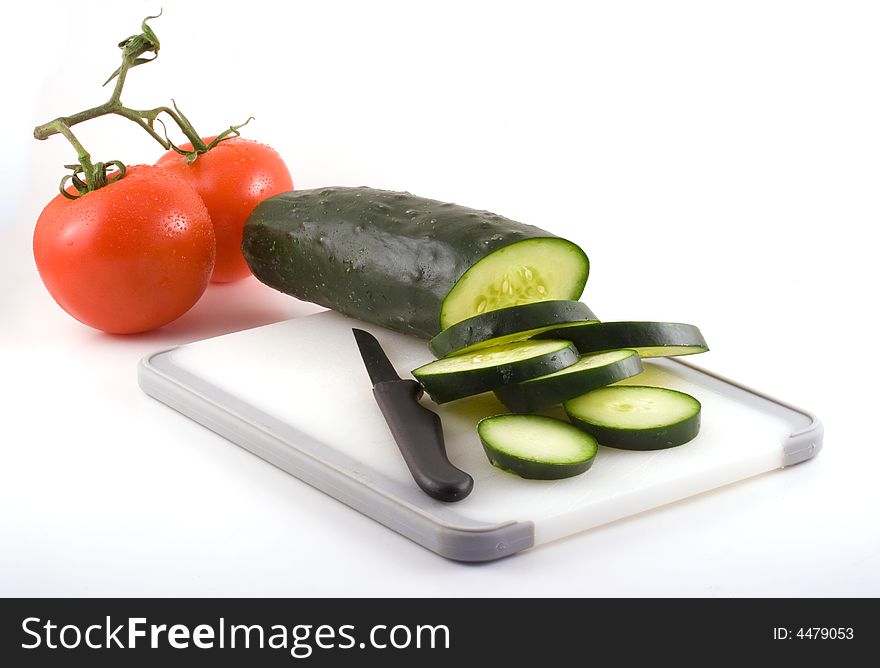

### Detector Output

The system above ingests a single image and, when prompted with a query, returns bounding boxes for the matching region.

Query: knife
[352,328,474,503]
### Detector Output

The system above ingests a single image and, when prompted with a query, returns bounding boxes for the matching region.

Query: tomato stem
[33,13,240,197]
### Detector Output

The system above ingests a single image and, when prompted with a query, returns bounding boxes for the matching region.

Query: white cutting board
[138,310,822,561]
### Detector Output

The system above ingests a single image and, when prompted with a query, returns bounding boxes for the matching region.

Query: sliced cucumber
[440,320,598,359]
[564,385,701,450]
[412,339,579,404]
[440,238,589,329]
[494,349,644,413]
[244,187,588,339]
[428,300,597,358]
[478,414,598,479]
[447,320,599,359]
[536,321,708,358]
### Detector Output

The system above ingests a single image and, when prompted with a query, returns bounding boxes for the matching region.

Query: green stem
[32,13,229,196]
[56,124,96,177]
[32,76,208,153]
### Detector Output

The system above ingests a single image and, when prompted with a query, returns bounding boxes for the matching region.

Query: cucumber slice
[440,238,589,329]
[445,320,598,359]
[536,321,708,358]
[494,349,644,413]
[412,339,579,404]
[564,385,701,450]
[478,414,598,480]
[428,300,597,358]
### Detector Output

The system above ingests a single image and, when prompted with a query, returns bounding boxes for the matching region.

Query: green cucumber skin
[494,352,644,413]
[242,186,586,339]
[428,300,597,358]
[481,444,596,480]
[536,321,708,356]
[567,412,700,450]
[414,343,580,404]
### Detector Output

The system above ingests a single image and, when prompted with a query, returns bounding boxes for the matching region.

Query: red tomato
[156,137,293,283]
[33,165,215,334]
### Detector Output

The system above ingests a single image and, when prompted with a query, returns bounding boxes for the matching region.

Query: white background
[2,0,878,596]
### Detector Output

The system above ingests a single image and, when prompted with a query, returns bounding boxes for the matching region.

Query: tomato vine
[32,12,251,198]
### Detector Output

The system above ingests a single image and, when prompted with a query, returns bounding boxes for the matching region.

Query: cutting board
[138,311,822,561]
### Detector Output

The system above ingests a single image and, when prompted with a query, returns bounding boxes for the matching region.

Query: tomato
[33,165,215,334]
[156,137,293,283]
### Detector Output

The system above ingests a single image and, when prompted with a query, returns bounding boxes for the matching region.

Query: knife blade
[352,328,474,503]
[352,328,401,385]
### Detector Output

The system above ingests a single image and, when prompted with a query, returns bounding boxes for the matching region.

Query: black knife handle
[372,379,474,502]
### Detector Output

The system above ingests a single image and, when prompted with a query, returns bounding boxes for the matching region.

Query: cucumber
[428,300,597,358]
[564,385,701,450]
[536,321,708,358]
[242,187,589,339]
[494,349,644,413]
[412,339,579,404]
[477,414,598,479]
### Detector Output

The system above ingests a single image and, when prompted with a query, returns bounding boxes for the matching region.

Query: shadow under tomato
[94,276,324,347]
